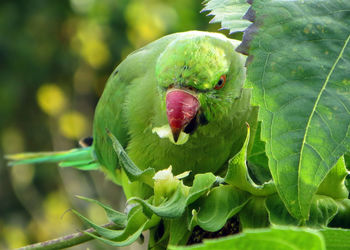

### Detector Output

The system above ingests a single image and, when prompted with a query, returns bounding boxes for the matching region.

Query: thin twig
[16,222,121,250]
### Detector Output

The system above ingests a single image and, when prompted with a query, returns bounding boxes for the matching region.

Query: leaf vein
[297,33,350,216]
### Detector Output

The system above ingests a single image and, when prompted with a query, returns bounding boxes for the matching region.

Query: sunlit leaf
[320,228,350,250]
[247,0,350,219]
[205,0,350,221]
[202,0,251,34]
[169,227,325,250]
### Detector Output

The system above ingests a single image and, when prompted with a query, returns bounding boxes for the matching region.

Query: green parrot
[7,31,257,199]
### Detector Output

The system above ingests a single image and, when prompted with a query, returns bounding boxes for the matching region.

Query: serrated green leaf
[169,227,325,250]
[245,0,350,219]
[76,195,127,227]
[239,196,269,229]
[320,228,350,250]
[202,0,251,34]
[196,185,250,232]
[225,125,275,196]
[106,129,155,187]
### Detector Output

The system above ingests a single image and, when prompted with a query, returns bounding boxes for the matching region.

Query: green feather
[6,147,98,170]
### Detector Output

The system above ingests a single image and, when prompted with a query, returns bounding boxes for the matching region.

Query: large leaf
[204,0,350,220]
[169,227,325,250]
[246,0,350,220]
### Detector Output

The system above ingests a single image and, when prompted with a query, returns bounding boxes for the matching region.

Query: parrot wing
[92,32,185,180]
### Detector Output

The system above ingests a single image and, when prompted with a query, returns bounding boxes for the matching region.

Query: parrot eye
[214,75,226,90]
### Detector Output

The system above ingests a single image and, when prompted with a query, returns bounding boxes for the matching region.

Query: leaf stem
[16,222,121,250]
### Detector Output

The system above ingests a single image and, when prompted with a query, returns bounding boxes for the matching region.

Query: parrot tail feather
[5,146,99,171]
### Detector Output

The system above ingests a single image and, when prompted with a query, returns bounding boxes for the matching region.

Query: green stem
[16,222,121,250]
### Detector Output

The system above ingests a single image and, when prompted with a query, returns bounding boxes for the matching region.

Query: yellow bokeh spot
[125,2,174,47]
[37,84,67,116]
[1,127,24,154]
[11,164,35,189]
[29,191,77,242]
[80,39,110,68]
[71,22,110,68]
[2,225,29,248]
[59,111,88,139]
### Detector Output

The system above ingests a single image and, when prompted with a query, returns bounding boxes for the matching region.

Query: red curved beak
[166,89,199,142]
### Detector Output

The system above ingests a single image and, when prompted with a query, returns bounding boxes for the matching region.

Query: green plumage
[7,31,257,199]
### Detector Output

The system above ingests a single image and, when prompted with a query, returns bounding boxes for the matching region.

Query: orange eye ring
[214,75,226,90]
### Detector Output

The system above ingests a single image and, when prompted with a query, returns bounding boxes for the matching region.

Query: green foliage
[225,125,275,196]
[205,0,350,220]
[76,206,149,247]
[202,0,251,34]
[106,129,155,186]
[194,186,249,232]
[169,227,326,250]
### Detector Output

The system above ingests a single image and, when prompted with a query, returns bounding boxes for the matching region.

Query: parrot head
[155,33,245,142]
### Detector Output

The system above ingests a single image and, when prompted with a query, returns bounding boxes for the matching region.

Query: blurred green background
[0,0,224,249]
